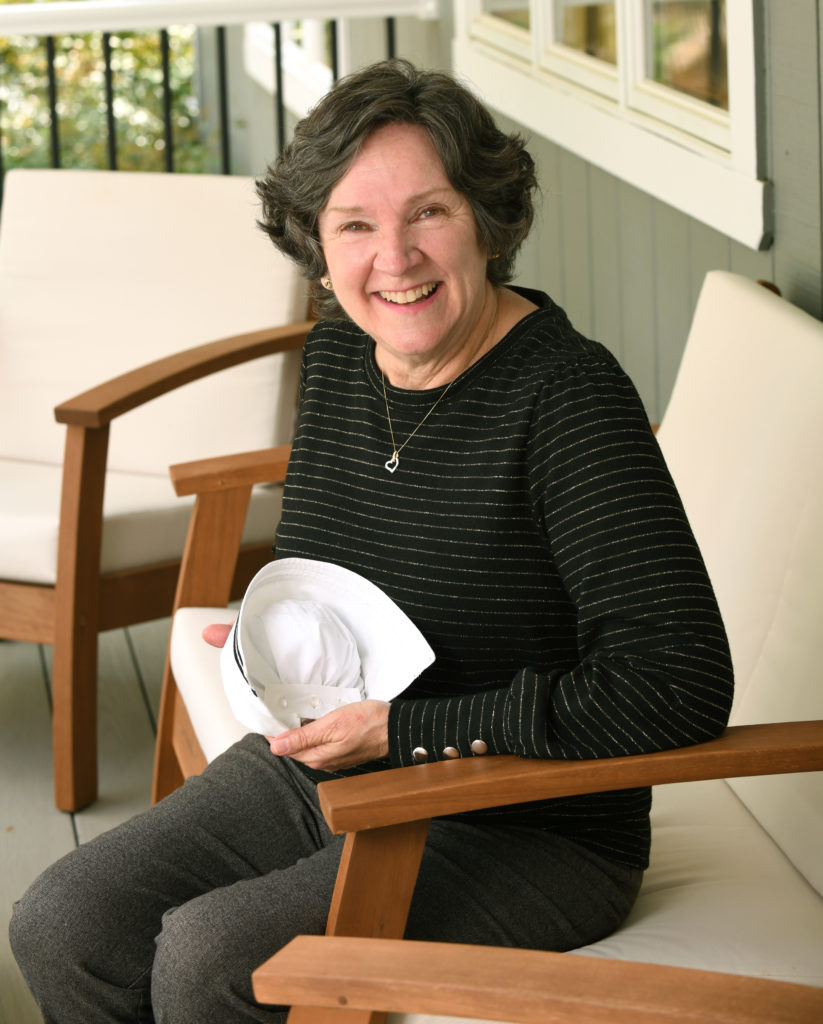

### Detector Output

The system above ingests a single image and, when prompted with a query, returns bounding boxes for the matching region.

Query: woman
[11,59,733,1023]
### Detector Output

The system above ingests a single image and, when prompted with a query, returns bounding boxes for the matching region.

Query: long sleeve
[508,351,732,757]
[388,349,733,765]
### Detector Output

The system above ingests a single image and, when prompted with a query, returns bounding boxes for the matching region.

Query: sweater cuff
[387,688,512,767]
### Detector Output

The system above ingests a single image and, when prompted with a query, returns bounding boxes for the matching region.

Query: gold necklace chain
[381,371,454,474]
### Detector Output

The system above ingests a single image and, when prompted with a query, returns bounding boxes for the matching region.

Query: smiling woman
[11,58,734,1024]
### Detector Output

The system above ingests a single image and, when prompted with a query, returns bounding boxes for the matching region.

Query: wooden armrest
[319,721,823,833]
[54,320,311,427]
[253,935,823,1024]
[170,446,292,497]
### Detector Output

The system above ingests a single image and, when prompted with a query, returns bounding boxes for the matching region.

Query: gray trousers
[10,734,642,1024]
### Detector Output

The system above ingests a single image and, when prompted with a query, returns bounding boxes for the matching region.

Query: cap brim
[221,557,435,733]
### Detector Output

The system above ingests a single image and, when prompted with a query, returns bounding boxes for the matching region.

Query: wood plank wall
[493,0,823,423]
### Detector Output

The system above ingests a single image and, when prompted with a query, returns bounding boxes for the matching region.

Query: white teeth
[380,282,437,304]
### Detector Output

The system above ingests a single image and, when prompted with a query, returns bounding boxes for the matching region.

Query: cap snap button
[470,739,488,755]
[442,746,460,759]
[412,747,429,764]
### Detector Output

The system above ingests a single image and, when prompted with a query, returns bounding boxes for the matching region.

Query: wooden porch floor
[1,617,171,1023]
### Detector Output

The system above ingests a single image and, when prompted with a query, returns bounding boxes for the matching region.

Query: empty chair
[0,168,310,810]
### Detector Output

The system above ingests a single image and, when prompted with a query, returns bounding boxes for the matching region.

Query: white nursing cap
[220,557,435,735]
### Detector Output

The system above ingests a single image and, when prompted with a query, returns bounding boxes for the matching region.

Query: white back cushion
[0,168,306,473]
[656,271,823,895]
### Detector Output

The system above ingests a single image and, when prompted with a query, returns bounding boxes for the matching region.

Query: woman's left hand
[266,700,390,772]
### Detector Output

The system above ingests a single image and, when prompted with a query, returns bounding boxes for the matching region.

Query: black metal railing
[0,13,399,201]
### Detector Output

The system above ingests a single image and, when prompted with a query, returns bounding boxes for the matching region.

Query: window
[627,0,730,150]
[455,0,769,249]
[557,2,617,64]
[646,1,727,107]
[542,1,619,99]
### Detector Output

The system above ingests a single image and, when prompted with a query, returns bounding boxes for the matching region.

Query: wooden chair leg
[326,821,432,939]
[151,657,186,803]
[287,1009,380,1024]
[263,819,431,1024]
[51,617,99,812]
[52,423,109,812]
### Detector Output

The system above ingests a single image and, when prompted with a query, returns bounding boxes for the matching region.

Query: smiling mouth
[379,282,439,305]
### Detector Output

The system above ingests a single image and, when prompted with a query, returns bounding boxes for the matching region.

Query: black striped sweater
[274,287,734,869]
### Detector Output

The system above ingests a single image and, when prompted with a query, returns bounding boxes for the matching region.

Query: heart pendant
[384,454,399,473]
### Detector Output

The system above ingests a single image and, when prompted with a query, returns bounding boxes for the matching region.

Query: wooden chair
[154,272,823,1021]
[0,168,310,811]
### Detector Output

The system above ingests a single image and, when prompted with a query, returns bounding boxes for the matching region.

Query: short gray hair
[257,59,538,320]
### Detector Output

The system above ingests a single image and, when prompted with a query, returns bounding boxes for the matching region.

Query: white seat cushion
[576,779,823,985]
[0,460,283,585]
[171,606,250,762]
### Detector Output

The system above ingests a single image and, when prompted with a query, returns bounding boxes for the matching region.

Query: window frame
[454,0,770,250]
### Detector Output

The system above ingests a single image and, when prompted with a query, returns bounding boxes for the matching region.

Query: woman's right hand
[201,621,234,648]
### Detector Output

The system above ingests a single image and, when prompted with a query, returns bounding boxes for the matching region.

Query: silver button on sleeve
[442,746,460,759]
[412,747,429,764]
[470,739,488,755]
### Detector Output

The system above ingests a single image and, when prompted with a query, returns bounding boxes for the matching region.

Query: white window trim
[455,1,770,250]
[471,10,532,62]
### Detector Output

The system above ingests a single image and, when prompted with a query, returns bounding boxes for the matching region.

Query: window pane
[649,0,727,109]
[483,0,530,32]
[555,1,616,65]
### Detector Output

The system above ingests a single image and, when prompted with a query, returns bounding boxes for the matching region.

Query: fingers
[268,727,310,757]
[201,620,235,648]
[266,701,390,771]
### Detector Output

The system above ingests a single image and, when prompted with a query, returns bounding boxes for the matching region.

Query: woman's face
[317,122,495,388]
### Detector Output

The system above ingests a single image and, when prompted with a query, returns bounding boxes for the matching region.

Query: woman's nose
[373,226,419,275]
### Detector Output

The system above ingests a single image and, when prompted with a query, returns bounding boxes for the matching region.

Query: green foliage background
[0,0,212,172]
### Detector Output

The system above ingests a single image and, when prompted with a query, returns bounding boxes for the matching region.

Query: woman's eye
[342,221,369,233]
[418,206,443,220]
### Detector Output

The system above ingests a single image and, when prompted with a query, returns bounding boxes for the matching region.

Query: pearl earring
[321,276,332,290]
